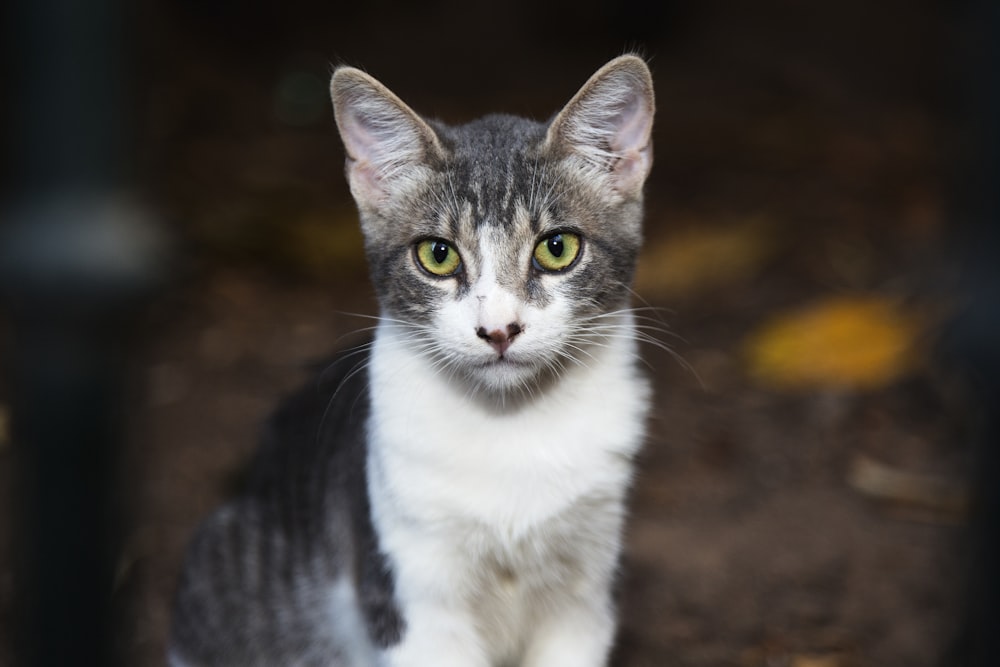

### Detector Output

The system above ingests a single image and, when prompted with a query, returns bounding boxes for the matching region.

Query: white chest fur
[365,316,650,666]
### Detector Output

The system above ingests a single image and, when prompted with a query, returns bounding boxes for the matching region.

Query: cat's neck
[365,309,650,534]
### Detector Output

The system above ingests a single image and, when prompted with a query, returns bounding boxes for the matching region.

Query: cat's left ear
[545,55,655,198]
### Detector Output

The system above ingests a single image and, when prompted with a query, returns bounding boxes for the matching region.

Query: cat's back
[168,345,377,667]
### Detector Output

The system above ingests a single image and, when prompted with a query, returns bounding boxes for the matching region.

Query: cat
[168,54,655,667]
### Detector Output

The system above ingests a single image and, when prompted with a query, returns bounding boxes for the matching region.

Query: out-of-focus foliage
[280,211,366,280]
[744,296,921,390]
[847,454,968,520]
[635,219,777,298]
[190,202,366,281]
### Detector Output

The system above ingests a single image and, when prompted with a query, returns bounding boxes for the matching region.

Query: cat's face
[332,57,655,394]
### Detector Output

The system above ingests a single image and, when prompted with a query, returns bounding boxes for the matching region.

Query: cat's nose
[476,322,523,356]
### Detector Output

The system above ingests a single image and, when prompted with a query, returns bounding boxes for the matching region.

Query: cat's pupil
[432,242,449,264]
[548,235,564,257]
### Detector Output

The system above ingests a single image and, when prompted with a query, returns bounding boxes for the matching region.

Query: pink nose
[476,322,523,356]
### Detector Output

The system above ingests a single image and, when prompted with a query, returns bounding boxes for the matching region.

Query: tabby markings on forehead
[435,157,549,232]
[501,170,515,213]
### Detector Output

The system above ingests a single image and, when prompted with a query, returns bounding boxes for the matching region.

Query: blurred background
[1,0,996,665]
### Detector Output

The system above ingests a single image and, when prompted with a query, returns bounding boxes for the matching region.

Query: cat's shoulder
[244,340,372,498]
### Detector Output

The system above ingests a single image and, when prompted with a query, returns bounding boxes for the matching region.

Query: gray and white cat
[169,55,655,667]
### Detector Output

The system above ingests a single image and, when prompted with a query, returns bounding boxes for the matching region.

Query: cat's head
[331,56,654,395]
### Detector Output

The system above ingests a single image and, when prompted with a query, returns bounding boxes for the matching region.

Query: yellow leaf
[744,296,920,390]
[635,219,776,298]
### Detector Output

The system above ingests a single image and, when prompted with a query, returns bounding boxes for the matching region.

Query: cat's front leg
[377,602,489,667]
[521,596,617,667]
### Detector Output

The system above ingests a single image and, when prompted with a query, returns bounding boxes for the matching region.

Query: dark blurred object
[4,0,129,194]
[2,0,164,666]
[947,1,1000,665]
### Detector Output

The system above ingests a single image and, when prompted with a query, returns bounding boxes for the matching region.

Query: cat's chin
[460,355,547,394]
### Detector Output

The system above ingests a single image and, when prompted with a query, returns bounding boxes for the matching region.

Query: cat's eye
[532,232,582,273]
[415,239,463,277]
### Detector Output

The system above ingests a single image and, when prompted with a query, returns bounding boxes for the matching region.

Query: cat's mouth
[464,354,538,392]
[471,352,540,378]
[480,354,529,368]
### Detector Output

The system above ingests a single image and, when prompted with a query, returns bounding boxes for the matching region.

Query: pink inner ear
[340,110,381,167]
[610,94,652,155]
[608,93,653,193]
[339,112,388,202]
[347,156,384,203]
[612,145,652,190]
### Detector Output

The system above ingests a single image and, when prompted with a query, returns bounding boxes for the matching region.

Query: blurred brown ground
[0,0,974,665]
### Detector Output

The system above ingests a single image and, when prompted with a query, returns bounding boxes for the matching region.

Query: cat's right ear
[331,67,443,207]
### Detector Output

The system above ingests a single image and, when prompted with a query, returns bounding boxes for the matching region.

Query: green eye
[415,239,462,276]
[533,232,582,272]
